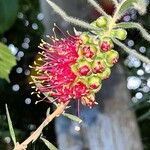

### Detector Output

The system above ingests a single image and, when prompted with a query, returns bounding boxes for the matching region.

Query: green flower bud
[88,75,101,89]
[81,33,90,43]
[111,29,127,40]
[96,51,105,59]
[90,21,97,28]
[98,68,111,80]
[96,16,107,28]
[92,58,106,74]
[105,50,119,67]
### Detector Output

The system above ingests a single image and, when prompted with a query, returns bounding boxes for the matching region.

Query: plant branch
[111,0,119,6]
[112,38,150,64]
[106,0,127,36]
[46,0,99,31]
[116,22,150,42]
[13,102,69,150]
[87,0,109,17]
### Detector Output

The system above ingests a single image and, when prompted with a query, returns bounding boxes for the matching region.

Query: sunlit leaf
[0,0,18,34]
[40,137,58,150]
[0,43,16,81]
[63,113,82,123]
[5,104,17,146]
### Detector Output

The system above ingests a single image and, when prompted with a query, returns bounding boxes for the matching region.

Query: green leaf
[0,43,16,81]
[138,109,150,121]
[63,113,82,123]
[118,0,137,17]
[5,104,17,146]
[40,137,58,150]
[0,0,18,34]
[46,107,51,116]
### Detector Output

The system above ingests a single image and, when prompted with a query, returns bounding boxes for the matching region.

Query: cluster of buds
[71,33,119,107]
[31,16,127,108]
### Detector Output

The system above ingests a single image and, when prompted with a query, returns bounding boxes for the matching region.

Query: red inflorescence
[31,33,119,108]
[34,36,89,103]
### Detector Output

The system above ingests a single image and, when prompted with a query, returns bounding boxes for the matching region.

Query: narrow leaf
[63,113,82,123]
[40,137,58,150]
[138,109,150,121]
[46,107,51,116]
[118,0,137,17]
[5,104,17,146]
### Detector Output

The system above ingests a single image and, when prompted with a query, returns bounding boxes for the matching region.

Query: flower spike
[46,0,99,31]
[31,31,119,107]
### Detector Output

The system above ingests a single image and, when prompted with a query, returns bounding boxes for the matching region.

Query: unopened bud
[100,38,113,52]
[96,16,107,28]
[105,50,119,67]
[88,76,101,89]
[98,68,111,80]
[112,29,127,40]
[78,61,91,76]
[92,59,106,74]
[82,46,96,59]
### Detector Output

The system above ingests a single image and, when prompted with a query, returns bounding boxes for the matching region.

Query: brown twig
[13,102,69,150]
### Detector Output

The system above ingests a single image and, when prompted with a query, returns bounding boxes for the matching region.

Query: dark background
[0,0,150,149]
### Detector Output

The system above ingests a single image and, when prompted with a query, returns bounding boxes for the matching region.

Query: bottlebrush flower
[31,36,88,103]
[31,33,119,108]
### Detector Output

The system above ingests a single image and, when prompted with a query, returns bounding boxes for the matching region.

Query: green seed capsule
[96,16,107,28]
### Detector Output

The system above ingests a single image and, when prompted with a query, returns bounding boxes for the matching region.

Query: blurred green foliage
[0,43,16,81]
[0,0,18,34]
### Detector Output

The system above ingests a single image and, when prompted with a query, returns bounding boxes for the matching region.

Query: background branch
[13,102,68,150]
[113,38,150,64]
[46,0,99,31]
[87,0,109,17]
[116,22,150,42]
